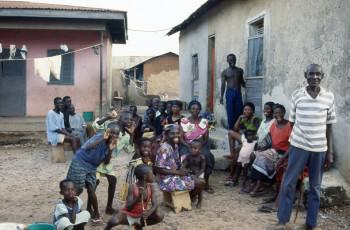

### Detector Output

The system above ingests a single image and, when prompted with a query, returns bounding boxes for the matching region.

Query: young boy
[232,130,257,188]
[105,164,164,230]
[66,122,119,223]
[53,179,91,230]
[137,138,154,166]
[182,140,206,208]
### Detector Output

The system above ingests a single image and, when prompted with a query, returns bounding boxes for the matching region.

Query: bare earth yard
[0,145,349,230]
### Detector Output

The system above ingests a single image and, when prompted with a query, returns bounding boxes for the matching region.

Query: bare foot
[196,202,202,209]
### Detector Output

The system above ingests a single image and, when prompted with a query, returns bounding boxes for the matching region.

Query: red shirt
[270,121,292,152]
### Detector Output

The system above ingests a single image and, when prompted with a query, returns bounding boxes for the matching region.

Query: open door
[207,35,215,112]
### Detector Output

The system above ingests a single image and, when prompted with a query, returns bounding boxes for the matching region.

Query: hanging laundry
[34,57,50,82]
[48,55,61,80]
[9,44,16,59]
[34,55,61,82]
[20,45,27,59]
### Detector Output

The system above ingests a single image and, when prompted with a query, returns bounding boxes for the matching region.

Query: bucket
[83,111,94,122]
[27,223,55,230]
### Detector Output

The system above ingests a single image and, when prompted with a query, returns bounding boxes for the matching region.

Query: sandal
[250,190,268,197]
[91,217,103,225]
[257,205,277,213]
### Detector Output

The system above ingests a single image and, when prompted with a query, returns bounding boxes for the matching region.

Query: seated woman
[256,102,275,145]
[180,100,215,193]
[249,104,292,196]
[154,124,204,193]
[163,100,184,126]
[225,102,261,185]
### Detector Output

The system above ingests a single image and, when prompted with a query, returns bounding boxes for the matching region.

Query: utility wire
[128,27,173,32]
[0,43,102,62]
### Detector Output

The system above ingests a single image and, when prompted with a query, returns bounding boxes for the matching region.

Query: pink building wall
[0,29,110,116]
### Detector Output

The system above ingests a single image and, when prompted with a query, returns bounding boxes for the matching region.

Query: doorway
[207,35,215,112]
[0,49,26,116]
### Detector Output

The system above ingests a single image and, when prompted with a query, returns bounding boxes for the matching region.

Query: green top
[93,118,134,175]
[239,115,261,132]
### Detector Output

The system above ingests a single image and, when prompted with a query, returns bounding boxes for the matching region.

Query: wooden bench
[163,190,192,213]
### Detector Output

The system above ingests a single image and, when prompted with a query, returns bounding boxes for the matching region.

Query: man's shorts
[66,160,96,190]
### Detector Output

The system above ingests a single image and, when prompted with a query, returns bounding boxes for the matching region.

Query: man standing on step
[275,64,336,230]
[220,53,245,130]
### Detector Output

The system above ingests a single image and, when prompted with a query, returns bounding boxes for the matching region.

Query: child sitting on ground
[231,130,257,189]
[182,140,206,208]
[53,179,90,230]
[105,164,164,230]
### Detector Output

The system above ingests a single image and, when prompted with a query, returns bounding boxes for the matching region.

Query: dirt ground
[0,144,349,230]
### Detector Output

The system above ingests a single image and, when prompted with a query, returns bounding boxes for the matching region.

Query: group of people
[46,95,216,229]
[46,57,336,230]
[220,55,336,230]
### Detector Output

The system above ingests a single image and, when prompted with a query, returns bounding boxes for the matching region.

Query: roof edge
[167,0,223,36]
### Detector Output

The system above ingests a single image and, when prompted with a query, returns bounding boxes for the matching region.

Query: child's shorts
[126,215,141,226]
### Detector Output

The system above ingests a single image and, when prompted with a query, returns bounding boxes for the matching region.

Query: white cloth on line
[49,55,61,80]
[34,57,51,82]
[9,44,16,59]
[34,55,61,82]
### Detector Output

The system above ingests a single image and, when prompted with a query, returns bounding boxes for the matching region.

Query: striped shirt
[289,87,336,152]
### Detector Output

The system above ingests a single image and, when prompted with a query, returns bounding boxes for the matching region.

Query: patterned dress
[155,142,194,192]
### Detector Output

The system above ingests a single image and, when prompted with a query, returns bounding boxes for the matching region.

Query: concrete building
[112,52,180,105]
[0,1,127,117]
[168,0,350,181]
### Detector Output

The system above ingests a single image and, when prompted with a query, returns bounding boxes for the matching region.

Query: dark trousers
[277,145,326,227]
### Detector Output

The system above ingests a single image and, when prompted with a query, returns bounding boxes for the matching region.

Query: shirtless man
[220,54,246,130]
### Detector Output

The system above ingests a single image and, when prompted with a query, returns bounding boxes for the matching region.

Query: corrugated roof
[167,0,223,35]
[125,52,179,70]
[0,1,124,13]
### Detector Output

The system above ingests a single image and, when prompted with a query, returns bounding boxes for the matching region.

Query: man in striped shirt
[276,64,336,230]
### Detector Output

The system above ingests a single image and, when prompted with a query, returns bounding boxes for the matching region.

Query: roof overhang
[167,0,223,36]
[0,8,128,44]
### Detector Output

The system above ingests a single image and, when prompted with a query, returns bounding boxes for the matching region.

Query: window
[248,17,264,77]
[47,49,74,85]
[191,54,199,100]
[192,54,199,81]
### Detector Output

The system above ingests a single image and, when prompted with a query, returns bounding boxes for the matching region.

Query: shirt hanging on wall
[9,44,16,59]
[34,55,61,82]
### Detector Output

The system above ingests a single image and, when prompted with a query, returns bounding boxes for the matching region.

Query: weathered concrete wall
[179,17,209,110]
[178,0,350,180]
[146,70,179,98]
[143,53,179,99]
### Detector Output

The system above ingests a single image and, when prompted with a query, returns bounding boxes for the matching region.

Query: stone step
[0,131,46,146]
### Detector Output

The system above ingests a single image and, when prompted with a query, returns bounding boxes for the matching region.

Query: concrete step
[0,117,45,132]
[0,131,46,146]
[208,127,231,171]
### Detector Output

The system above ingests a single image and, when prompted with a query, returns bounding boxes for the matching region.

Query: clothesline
[0,43,103,62]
